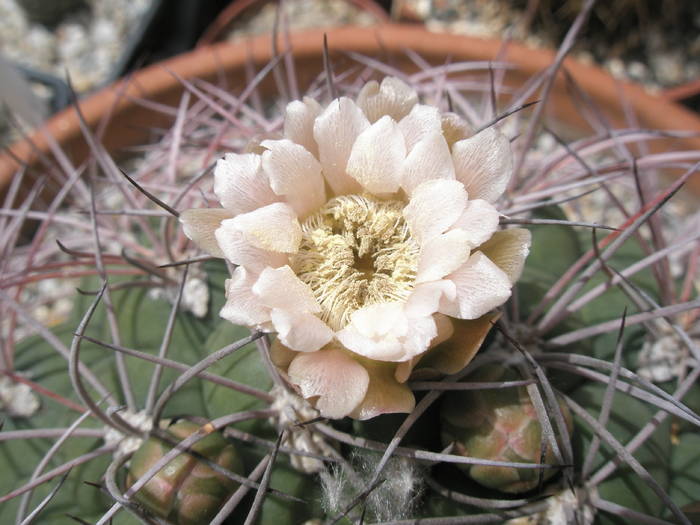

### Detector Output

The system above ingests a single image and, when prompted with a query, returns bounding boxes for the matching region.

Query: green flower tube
[127,420,244,525]
[440,366,573,493]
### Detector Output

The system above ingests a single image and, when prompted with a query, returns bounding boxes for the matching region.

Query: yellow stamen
[290,195,418,330]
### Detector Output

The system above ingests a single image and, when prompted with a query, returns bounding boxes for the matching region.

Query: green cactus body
[440,366,573,493]
[127,420,244,525]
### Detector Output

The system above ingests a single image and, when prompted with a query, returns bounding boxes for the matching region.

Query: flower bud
[440,366,572,493]
[127,420,244,525]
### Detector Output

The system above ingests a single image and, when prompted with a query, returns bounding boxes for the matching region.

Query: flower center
[291,194,419,330]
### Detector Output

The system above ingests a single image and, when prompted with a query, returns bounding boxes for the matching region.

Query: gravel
[397,0,700,92]
[0,0,155,93]
[0,0,156,146]
[224,0,377,41]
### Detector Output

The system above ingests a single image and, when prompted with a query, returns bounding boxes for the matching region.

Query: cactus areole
[126,420,244,525]
[440,366,573,493]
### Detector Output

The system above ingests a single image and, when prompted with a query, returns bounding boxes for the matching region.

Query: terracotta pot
[2,24,700,198]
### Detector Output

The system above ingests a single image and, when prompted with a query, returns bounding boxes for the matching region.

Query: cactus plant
[1,11,700,525]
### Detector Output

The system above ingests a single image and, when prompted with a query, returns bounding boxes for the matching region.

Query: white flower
[181,77,530,419]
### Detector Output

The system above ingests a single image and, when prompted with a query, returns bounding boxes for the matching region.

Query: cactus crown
[2,15,700,525]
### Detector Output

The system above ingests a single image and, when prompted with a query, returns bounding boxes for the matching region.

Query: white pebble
[0,375,40,418]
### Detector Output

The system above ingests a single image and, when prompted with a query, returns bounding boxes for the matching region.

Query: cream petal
[477,228,531,283]
[223,203,301,253]
[252,265,320,313]
[417,313,498,375]
[346,301,405,338]
[180,208,232,258]
[313,97,368,195]
[337,327,403,362]
[433,313,456,347]
[283,97,322,157]
[403,179,468,243]
[405,280,457,318]
[416,229,472,284]
[401,131,456,195]
[346,115,406,194]
[242,135,272,155]
[398,104,442,152]
[350,362,415,420]
[441,112,472,148]
[219,268,270,327]
[450,199,500,248]
[452,126,512,203]
[288,348,369,419]
[437,292,460,319]
[394,357,420,384]
[213,153,278,214]
[337,303,437,362]
[261,139,326,218]
[446,251,512,319]
[393,314,453,383]
[356,77,418,123]
[214,224,287,271]
[270,309,333,352]
[269,339,298,369]
[392,313,452,383]
[400,315,439,360]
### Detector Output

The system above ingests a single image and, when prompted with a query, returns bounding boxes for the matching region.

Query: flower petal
[416,229,472,284]
[452,126,512,203]
[405,280,457,318]
[214,153,278,214]
[336,323,404,361]
[349,362,415,420]
[403,179,468,243]
[337,302,437,362]
[417,313,498,375]
[477,228,531,283]
[283,97,322,157]
[180,208,232,257]
[220,268,270,327]
[400,131,455,195]
[261,139,325,217]
[441,112,472,148]
[394,315,453,383]
[356,77,418,123]
[450,199,500,248]
[433,313,456,347]
[313,97,368,195]
[398,104,442,152]
[222,203,301,253]
[394,314,454,383]
[253,265,320,313]
[346,115,406,194]
[270,309,333,352]
[269,339,297,369]
[213,224,287,271]
[445,251,512,319]
[288,348,369,419]
[394,357,420,385]
[347,301,405,338]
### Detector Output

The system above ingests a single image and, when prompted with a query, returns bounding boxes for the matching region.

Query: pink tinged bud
[440,366,573,493]
[127,421,244,525]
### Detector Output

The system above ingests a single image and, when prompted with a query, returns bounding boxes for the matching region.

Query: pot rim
[2,23,699,194]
